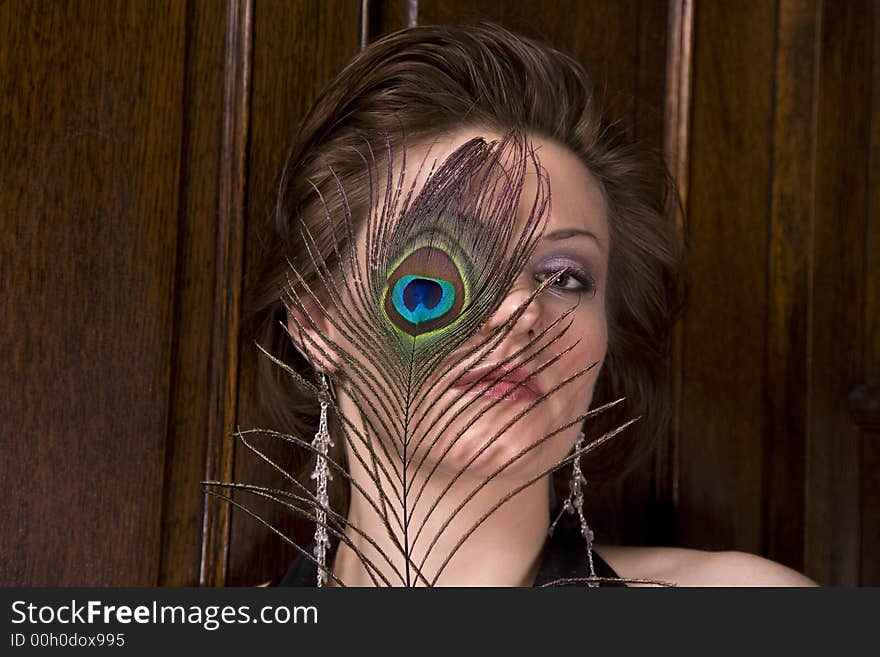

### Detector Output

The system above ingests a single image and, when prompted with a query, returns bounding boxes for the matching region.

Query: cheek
[564,306,608,391]
[548,311,608,424]
[585,309,609,358]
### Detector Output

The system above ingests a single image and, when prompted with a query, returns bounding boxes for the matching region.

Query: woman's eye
[534,268,596,295]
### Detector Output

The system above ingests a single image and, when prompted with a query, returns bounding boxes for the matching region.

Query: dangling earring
[549,429,598,587]
[310,372,334,587]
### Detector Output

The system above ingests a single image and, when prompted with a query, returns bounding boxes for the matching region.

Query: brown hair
[241,22,686,513]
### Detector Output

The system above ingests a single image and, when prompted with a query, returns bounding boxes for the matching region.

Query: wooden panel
[620,0,690,545]
[631,0,694,550]
[763,0,818,572]
[227,0,362,586]
[679,0,875,584]
[196,0,253,589]
[634,0,674,149]
[417,0,646,134]
[677,0,776,552]
[862,430,880,584]
[368,0,417,39]
[0,1,186,585]
[804,0,872,586]
[862,0,880,587]
[158,1,230,586]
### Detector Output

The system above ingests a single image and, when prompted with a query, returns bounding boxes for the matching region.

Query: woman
[242,22,815,587]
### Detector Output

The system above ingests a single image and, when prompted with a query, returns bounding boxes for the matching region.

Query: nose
[479,279,541,341]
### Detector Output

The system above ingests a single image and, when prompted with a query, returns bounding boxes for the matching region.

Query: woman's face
[307,127,610,486]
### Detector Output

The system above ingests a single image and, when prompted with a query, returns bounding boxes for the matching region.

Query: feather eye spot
[383,246,466,337]
[396,276,454,321]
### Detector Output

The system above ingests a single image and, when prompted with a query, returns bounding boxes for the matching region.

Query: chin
[403,418,575,486]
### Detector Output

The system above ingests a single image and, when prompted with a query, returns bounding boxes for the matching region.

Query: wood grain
[627,0,693,549]
[861,0,880,587]
[762,0,818,573]
[367,0,417,40]
[196,0,253,589]
[227,0,362,586]
[677,0,776,553]
[0,0,186,585]
[158,0,228,588]
[417,0,644,134]
[804,0,872,586]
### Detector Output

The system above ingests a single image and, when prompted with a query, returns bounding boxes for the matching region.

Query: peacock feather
[204,128,657,587]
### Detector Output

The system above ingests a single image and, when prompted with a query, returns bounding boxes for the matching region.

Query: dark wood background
[1,0,876,586]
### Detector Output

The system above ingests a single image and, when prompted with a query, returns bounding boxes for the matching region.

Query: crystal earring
[310,372,334,587]
[549,429,598,586]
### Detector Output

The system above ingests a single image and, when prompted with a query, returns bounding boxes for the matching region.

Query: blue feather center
[391,275,455,325]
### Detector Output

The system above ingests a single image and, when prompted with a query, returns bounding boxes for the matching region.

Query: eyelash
[533,266,597,296]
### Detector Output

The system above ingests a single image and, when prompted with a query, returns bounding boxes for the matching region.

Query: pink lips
[451,364,542,402]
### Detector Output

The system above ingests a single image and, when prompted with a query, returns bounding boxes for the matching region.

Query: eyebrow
[543,228,603,245]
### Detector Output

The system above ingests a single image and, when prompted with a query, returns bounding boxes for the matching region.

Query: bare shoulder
[593,544,818,587]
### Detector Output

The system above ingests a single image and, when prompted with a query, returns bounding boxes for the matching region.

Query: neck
[327,403,551,587]
[332,475,551,587]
